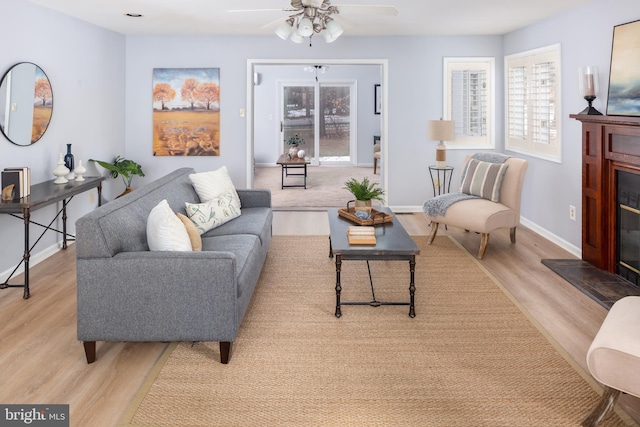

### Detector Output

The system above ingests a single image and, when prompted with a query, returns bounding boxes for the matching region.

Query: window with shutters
[505,44,561,162]
[443,57,495,149]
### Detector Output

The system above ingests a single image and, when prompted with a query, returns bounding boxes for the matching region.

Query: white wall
[0,1,125,282]
[253,64,381,166]
[503,0,640,251]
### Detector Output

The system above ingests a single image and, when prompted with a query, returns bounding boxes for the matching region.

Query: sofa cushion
[189,166,241,208]
[147,200,192,251]
[185,190,241,234]
[176,213,202,251]
[460,159,509,202]
[202,207,272,246]
[201,234,261,299]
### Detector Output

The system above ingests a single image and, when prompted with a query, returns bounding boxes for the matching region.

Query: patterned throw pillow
[146,199,192,251]
[189,166,241,208]
[184,190,241,234]
[459,159,509,202]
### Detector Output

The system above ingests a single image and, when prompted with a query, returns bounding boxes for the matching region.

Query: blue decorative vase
[64,144,74,172]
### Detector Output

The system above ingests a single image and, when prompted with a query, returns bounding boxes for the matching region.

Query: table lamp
[428,119,455,168]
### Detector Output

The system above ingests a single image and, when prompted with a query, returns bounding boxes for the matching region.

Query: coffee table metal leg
[409,256,416,318]
[335,254,342,318]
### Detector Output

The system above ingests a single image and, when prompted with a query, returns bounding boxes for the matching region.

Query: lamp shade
[325,19,343,39]
[428,119,455,141]
[297,17,314,37]
[275,20,294,40]
[289,31,305,44]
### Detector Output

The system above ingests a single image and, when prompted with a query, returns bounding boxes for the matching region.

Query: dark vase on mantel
[64,144,74,175]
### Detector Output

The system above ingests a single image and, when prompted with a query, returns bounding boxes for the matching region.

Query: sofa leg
[220,341,232,364]
[478,233,490,259]
[83,341,96,364]
[428,222,439,244]
[582,386,621,427]
[510,227,517,244]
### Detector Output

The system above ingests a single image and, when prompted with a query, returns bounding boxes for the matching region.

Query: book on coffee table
[346,226,376,245]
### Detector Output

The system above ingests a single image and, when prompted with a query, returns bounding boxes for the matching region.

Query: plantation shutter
[505,45,561,162]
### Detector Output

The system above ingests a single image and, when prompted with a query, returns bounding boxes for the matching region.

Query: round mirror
[0,62,53,146]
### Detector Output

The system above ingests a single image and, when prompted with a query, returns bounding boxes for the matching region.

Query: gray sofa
[75,167,272,364]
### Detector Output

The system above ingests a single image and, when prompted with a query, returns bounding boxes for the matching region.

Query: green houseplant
[285,133,305,158]
[343,177,385,212]
[90,156,145,198]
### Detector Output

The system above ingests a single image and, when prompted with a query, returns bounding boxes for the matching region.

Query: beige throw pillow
[176,213,202,251]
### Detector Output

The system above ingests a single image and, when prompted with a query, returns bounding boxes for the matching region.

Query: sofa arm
[238,189,271,208]
[77,250,240,343]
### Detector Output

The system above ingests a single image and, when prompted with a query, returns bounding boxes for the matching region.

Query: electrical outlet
[569,205,576,221]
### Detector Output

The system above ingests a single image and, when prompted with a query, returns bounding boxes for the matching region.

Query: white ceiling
[26,0,595,37]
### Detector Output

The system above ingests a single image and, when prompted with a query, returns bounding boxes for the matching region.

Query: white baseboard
[519,217,581,258]
[1,242,65,284]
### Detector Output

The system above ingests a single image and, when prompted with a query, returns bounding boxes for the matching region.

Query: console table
[0,176,105,299]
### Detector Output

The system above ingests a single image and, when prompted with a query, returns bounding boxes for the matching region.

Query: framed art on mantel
[152,68,220,156]
[606,19,640,116]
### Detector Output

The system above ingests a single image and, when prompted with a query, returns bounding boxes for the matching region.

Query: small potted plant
[90,156,145,198]
[343,177,385,213]
[285,133,305,158]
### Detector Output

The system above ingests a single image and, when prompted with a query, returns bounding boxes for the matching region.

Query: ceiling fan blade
[335,5,399,16]
[227,8,288,13]
[259,17,290,31]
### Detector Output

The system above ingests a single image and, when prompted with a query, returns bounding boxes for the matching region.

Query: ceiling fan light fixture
[325,18,343,39]
[275,19,294,40]
[297,17,314,37]
[289,31,305,44]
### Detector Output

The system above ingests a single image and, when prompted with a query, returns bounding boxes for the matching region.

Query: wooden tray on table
[337,204,394,226]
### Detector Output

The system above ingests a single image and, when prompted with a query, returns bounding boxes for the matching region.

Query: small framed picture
[374,84,381,115]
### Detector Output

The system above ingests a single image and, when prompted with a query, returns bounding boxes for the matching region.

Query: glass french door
[281,82,354,165]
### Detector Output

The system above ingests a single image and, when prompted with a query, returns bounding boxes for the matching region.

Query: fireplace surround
[571,114,640,282]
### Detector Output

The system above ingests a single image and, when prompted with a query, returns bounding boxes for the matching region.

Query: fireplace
[571,114,640,280]
[617,170,640,285]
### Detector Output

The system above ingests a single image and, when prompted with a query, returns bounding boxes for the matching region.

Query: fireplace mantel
[571,114,640,272]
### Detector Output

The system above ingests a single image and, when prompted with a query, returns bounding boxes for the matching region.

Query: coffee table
[327,207,420,318]
[276,154,310,189]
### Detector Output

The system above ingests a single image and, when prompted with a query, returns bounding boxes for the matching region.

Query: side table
[428,165,454,197]
[0,176,105,299]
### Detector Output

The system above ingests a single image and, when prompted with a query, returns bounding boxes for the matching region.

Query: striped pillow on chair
[459,159,509,202]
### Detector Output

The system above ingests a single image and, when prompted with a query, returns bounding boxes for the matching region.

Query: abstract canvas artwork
[606,20,640,116]
[152,68,220,156]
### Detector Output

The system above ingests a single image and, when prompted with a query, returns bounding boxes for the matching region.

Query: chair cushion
[460,159,509,202]
[428,198,516,234]
[586,296,640,398]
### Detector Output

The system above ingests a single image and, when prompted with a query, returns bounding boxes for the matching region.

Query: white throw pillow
[189,166,241,207]
[147,199,193,251]
[185,190,241,234]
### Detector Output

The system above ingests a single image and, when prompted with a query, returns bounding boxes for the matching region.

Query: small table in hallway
[276,154,310,189]
[327,207,420,318]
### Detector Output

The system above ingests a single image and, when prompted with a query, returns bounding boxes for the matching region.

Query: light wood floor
[0,211,638,426]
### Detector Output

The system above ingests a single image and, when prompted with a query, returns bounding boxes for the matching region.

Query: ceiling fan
[228,0,398,44]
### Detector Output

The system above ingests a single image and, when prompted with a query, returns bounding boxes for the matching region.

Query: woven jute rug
[120,236,633,427]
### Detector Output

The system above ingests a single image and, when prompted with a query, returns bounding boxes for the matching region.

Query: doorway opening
[246,59,389,207]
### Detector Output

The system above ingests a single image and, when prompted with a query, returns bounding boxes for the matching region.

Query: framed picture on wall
[607,19,640,116]
[374,84,381,115]
[152,68,221,156]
